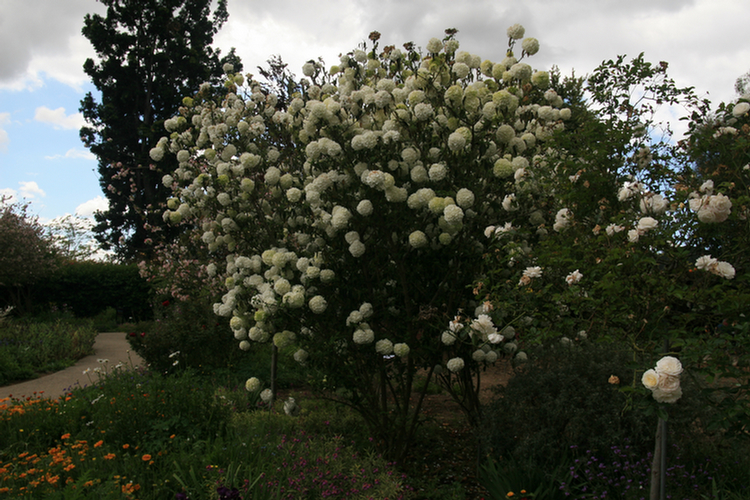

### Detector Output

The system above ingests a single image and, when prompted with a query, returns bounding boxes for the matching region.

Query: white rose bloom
[606,224,625,236]
[627,229,640,243]
[732,101,750,117]
[641,369,659,390]
[488,333,504,344]
[714,261,736,279]
[523,266,543,279]
[447,357,465,372]
[553,208,572,232]
[502,194,518,212]
[565,270,583,285]
[637,216,658,234]
[640,194,668,215]
[653,386,682,404]
[260,389,274,404]
[471,314,497,339]
[695,255,718,271]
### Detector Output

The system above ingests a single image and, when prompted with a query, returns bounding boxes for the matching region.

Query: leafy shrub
[127,299,237,373]
[480,340,655,471]
[0,319,97,384]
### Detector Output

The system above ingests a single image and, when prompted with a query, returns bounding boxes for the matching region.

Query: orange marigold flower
[94,440,104,448]
[141,454,152,462]
[122,444,130,449]
[61,433,71,440]
[104,453,116,460]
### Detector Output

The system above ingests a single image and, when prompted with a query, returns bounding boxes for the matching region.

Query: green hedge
[10,262,153,320]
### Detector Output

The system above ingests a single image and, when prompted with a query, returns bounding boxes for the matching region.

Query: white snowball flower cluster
[151,25,568,429]
[245,376,261,392]
[641,356,683,404]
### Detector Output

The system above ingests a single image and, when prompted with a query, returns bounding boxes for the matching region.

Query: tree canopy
[80,0,241,261]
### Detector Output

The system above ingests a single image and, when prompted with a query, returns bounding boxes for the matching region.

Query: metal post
[660,418,667,500]
[270,343,278,411]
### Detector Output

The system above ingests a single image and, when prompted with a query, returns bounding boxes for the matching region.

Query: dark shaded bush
[127,299,238,374]
[481,340,725,476]
[31,261,151,320]
[480,340,655,471]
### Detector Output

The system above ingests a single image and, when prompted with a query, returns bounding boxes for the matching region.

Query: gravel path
[1,332,145,400]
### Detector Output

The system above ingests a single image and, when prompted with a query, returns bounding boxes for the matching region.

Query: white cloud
[0,0,105,91]
[19,181,45,199]
[34,106,86,130]
[44,148,96,160]
[76,195,108,217]
[0,112,9,152]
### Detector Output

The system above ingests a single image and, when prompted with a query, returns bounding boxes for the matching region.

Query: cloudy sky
[1,0,748,224]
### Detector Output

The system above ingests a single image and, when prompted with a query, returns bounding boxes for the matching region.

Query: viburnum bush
[149,24,569,456]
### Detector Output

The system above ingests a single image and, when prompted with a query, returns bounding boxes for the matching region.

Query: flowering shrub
[149,25,567,456]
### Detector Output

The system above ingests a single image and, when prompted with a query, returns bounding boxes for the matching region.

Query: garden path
[0,332,145,400]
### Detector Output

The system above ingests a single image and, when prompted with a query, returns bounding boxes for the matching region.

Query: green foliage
[0,319,97,385]
[480,455,568,500]
[0,369,409,499]
[480,341,655,471]
[79,0,242,260]
[32,261,152,320]
[126,299,238,374]
[0,198,57,313]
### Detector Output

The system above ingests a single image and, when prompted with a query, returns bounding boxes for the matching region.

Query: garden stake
[270,343,278,411]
